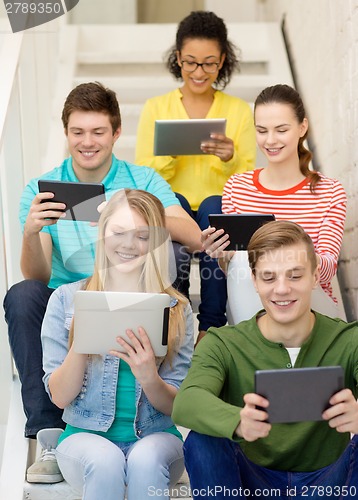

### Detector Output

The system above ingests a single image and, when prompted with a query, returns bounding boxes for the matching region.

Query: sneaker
[26,428,64,483]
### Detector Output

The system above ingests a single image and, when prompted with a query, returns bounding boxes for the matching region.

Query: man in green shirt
[172,220,358,499]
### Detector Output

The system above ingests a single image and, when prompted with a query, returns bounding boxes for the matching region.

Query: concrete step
[24,426,192,499]
[24,476,192,499]
[73,73,281,104]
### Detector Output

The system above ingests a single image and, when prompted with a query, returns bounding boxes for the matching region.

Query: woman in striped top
[201,84,347,326]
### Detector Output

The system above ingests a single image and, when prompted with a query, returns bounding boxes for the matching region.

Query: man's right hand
[235,393,272,442]
[24,192,66,236]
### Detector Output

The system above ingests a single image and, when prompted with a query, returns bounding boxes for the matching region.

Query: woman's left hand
[110,327,158,385]
[200,133,234,162]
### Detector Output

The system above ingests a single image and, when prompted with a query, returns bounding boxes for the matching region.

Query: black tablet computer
[38,180,105,222]
[208,213,276,251]
[255,366,344,423]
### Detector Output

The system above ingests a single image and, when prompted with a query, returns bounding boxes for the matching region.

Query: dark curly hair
[166,11,240,90]
[254,84,320,193]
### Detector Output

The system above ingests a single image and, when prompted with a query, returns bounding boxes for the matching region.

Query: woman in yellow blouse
[135,11,256,338]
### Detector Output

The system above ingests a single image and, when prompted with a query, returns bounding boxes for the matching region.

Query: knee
[128,442,162,475]
[198,196,222,213]
[184,431,206,456]
[197,196,222,229]
[175,193,192,216]
[184,431,222,467]
[58,437,125,480]
[4,280,49,311]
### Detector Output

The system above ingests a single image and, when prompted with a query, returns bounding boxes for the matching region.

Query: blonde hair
[69,189,188,361]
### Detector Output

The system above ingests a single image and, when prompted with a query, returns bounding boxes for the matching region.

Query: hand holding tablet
[208,213,276,251]
[38,180,105,222]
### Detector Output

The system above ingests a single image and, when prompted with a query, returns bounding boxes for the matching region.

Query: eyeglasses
[180,60,220,74]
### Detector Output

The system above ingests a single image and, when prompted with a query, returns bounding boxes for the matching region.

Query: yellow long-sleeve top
[135,88,256,210]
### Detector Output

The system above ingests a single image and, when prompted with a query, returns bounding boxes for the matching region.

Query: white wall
[68,0,136,23]
[138,0,204,23]
[260,0,358,319]
[66,0,260,24]
[205,0,260,22]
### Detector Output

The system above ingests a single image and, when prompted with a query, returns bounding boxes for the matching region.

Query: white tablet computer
[208,214,276,251]
[73,291,171,356]
[154,118,226,156]
[255,366,344,423]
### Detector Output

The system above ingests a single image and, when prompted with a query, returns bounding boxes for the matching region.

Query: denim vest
[42,280,194,438]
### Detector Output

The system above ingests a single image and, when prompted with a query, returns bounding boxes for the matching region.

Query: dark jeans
[184,431,358,499]
[3,280,64,438]
[2,242,190,438]
[175,193,227,331]
[172,241,191,300]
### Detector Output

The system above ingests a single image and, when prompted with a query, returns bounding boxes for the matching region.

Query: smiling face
[254,102,308,166]
[66,110,121,182]
[177,38,225,96]
[104,204,150,277]
[252,242,319,328]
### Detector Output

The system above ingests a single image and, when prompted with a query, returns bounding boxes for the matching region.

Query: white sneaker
[26,428,64,483]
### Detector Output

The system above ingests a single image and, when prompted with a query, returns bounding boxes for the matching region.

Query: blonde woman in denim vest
[41,189,194,499]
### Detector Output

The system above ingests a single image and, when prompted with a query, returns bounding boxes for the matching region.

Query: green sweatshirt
[172,312,358,472]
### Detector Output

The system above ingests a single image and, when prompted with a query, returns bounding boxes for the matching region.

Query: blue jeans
[172,241,191,300]
[3,280,64,438]
[175,194,227,331]
[184,432,358,499]
[56,431,184,500]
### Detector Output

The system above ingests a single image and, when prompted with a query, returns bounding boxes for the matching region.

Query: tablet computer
[154,118,226,156]
[255,366,344,423]
[208,213,276,251]
[73,291,171,356]
[38,180,105,222]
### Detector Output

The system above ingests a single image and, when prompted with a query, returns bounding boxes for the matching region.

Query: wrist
[139,371,161,391]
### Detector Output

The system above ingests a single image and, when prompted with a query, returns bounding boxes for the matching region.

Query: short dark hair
[247,220,318,274]
[166,11,240,90]
[61,82,121,134]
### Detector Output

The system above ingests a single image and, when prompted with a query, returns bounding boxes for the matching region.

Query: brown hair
[254,84,320,193]
[69,189,188,362]
[247,220,318,275]
[62,82,121,134]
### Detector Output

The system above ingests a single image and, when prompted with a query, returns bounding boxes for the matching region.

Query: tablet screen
[154,118,226,156]
[73,291,171,356]
[208,213,275,251]
[255,366,344,423]
[38,180,105,222]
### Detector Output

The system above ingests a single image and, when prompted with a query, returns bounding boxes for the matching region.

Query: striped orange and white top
[222,169,347,299]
